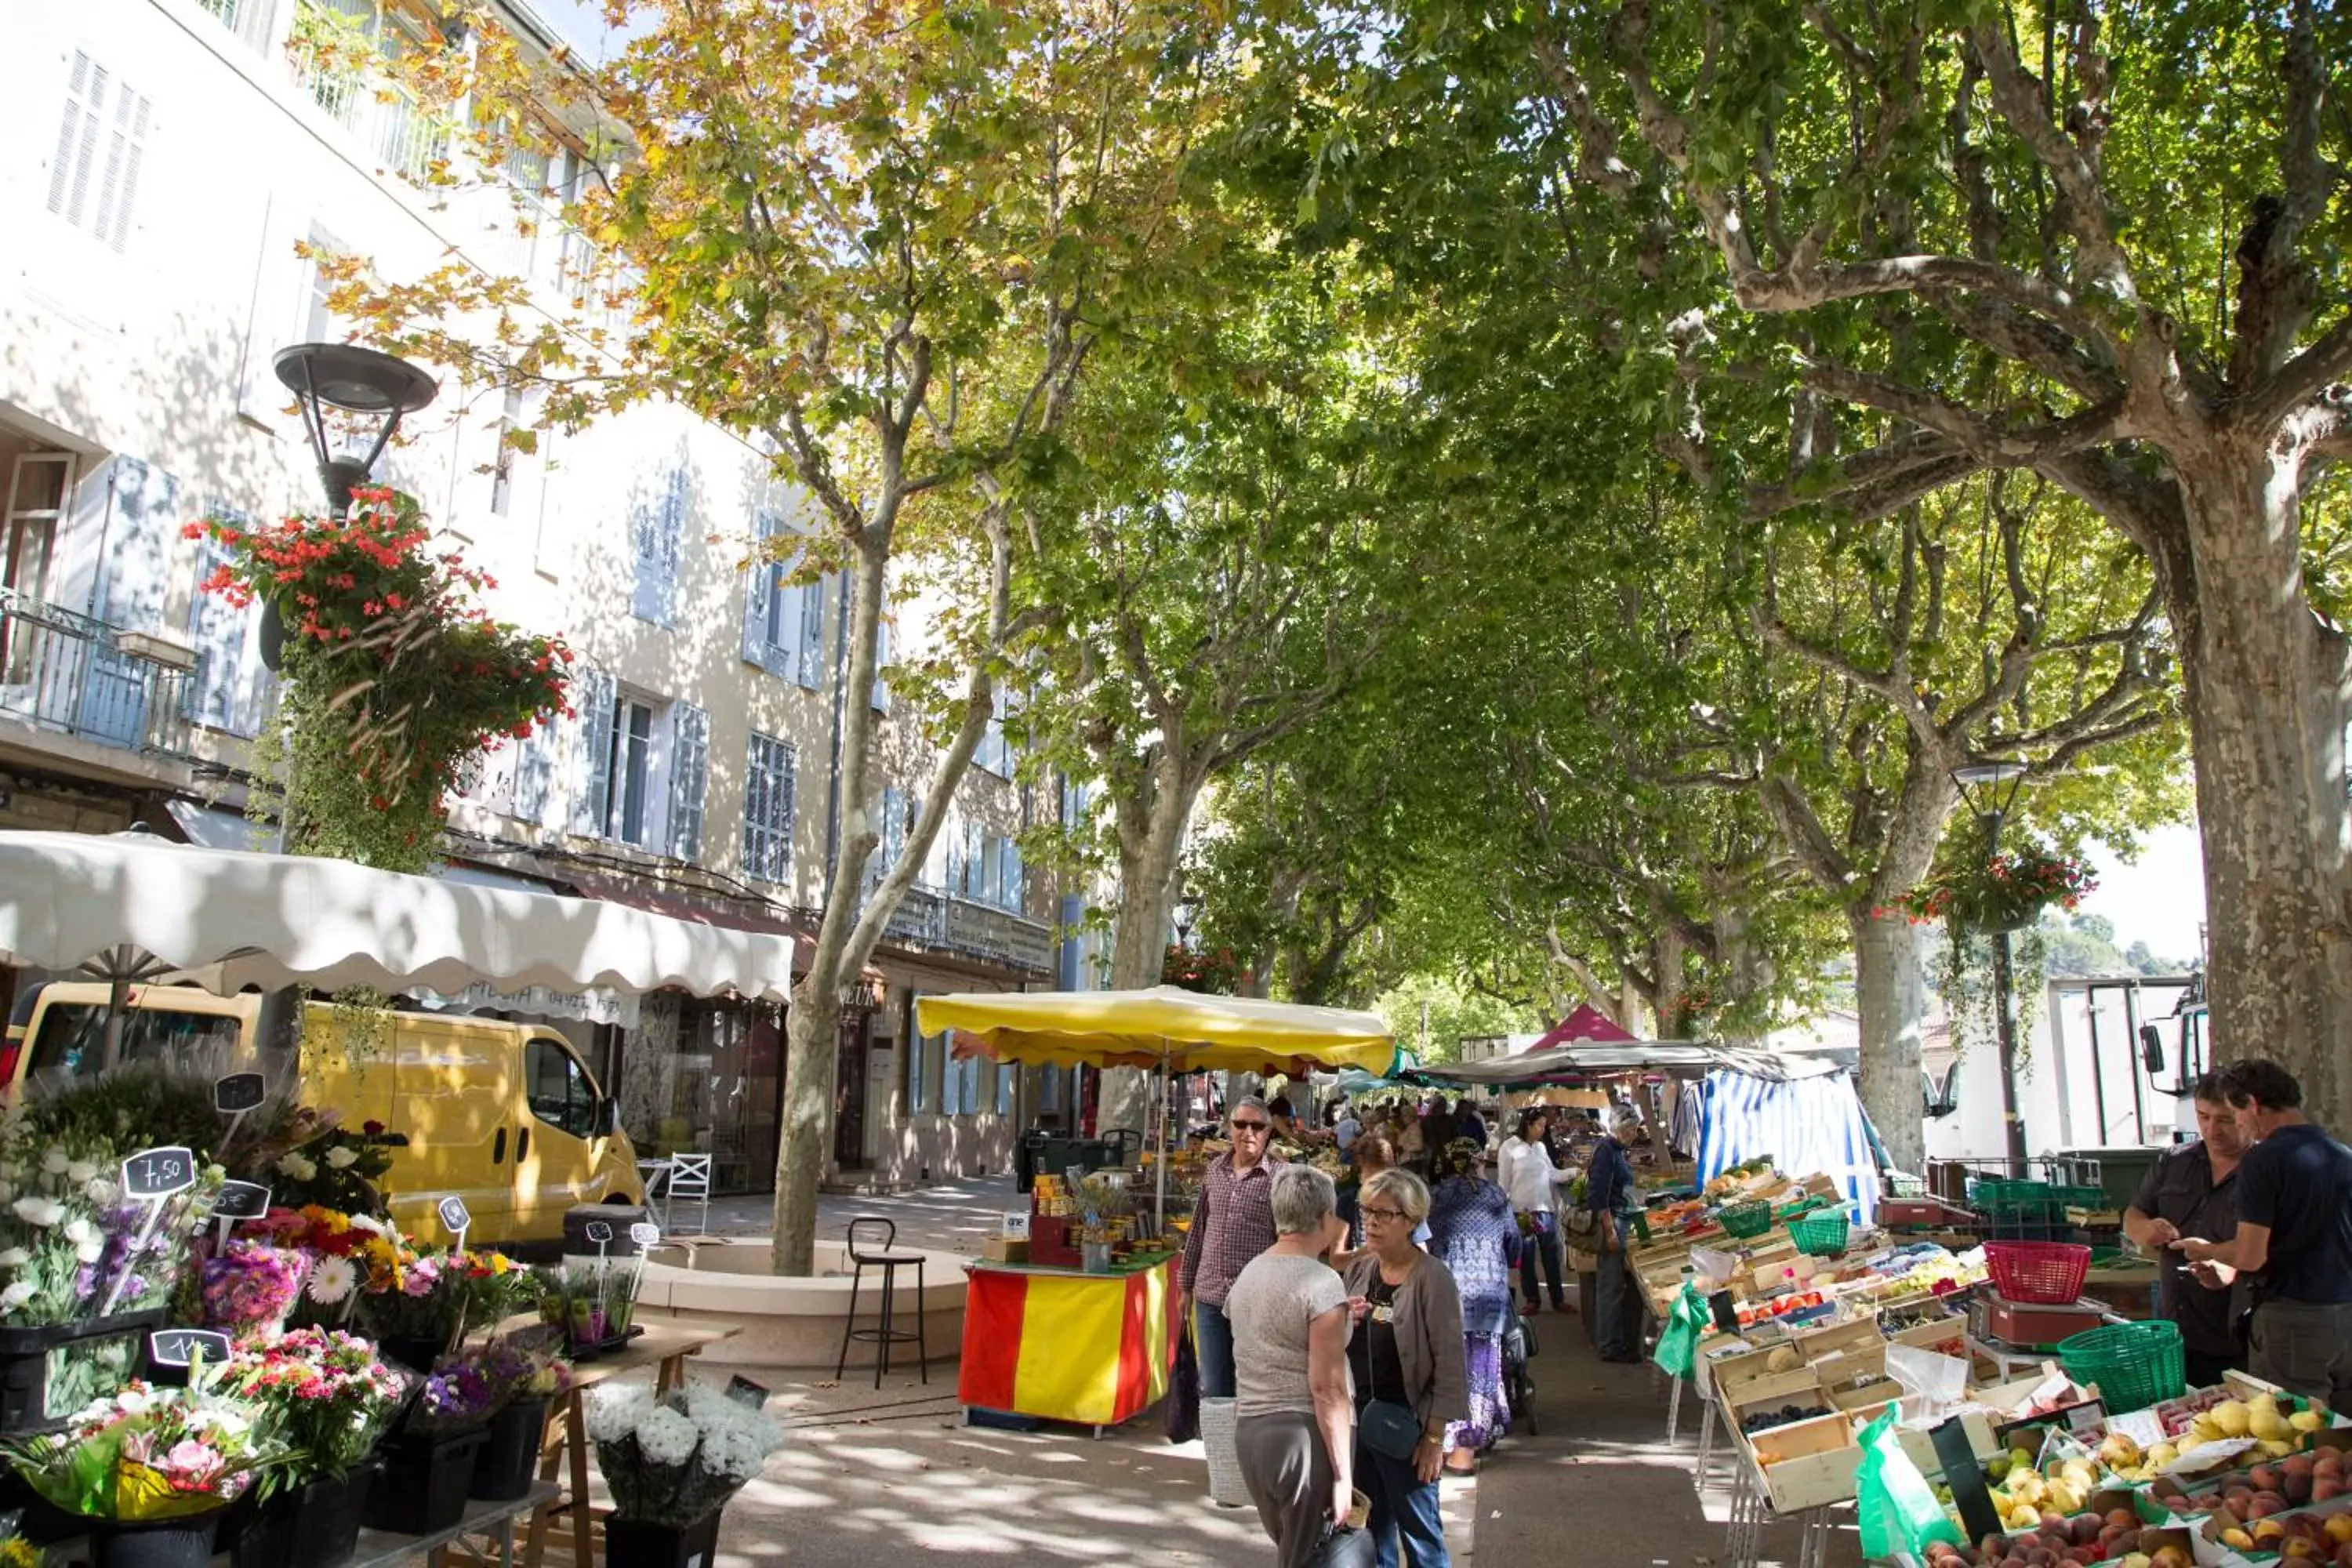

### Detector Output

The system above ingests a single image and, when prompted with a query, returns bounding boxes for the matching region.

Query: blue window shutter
[632,464,684,625]
[514,725,553,823]
[1003,841,1024,913]
[870,616,890,712]
[881,786,906,870]
[574,669,617,835]
[795,570,827,689]
[93,456,180,632]
[741,524,772,670]
[668,701,710,862]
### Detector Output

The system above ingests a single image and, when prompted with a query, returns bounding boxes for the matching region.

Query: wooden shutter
[49,52,149,253]
[667,702,710,862]
[794,570,827,688]
[573,669,617,835]
[95,456,179,632]
[1002,840,1025,913]
[632,465,684,625]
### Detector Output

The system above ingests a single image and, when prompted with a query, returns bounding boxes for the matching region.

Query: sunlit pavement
[687,1176,1024,1258]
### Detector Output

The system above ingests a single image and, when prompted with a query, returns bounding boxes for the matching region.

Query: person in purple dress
[1423,1137,1519,1470]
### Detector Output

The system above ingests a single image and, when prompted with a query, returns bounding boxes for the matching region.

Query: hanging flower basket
[189,490,572,873]
[1161,944,1241,994]
[1897,843,2096,936]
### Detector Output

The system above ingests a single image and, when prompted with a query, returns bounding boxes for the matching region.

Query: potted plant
[361,1356,494,1537]
[188,492,572,875]
[466,1331,569,1502]
[584,1385,782,1568]
[538,1258,644,1358]
[222,1330,406,1568]
[1899,839,2098,1058]
[0,1381,283,1568]
[350,1243,521,1372]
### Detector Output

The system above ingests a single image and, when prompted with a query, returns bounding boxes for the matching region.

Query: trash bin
[1016,1131,1047,1195]
[563,1203,654,1258]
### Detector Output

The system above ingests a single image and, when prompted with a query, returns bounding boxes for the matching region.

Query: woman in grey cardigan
[1343,1167,1468,1568]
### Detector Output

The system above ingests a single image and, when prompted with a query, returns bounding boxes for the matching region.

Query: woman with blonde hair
[1344,1167,1465,1567]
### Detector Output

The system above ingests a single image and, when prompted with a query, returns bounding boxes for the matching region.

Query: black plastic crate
[0,1308,166,1435]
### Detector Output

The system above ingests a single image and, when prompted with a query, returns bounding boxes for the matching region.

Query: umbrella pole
[1156,1046,1171,1240]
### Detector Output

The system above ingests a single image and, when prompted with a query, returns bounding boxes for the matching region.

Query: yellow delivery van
[2,982,643,1247]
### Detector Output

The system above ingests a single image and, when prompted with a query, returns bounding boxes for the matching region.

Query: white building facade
[0,0,1068,1192]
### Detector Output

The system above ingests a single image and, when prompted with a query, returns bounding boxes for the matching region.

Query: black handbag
[1305,1526,1378,1568]
[1359,1397,1423,1461]
[1165,1323,1200,1444]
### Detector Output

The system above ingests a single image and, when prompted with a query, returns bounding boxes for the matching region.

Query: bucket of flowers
[360,1355,494,1537]
[584,1383,782,1568]
[0,1127,223,1434]
[0,1381,284,1568]
[351,1242,521,1374]
[536,1258,644,1359]
[466,1329,570,1502]
[220,1330,406,1568]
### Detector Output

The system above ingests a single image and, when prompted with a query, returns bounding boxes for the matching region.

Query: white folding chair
[662,1152,713,1235]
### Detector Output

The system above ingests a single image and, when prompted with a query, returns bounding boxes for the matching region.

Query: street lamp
[273,343,438,518]
[1951,758,2030,1174]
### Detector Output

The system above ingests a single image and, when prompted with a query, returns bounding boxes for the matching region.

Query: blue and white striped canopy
[1695,1067,1882,1224]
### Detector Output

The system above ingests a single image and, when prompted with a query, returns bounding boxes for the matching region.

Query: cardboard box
[982,1237,1029,1263]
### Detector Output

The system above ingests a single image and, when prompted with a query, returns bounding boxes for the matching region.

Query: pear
[2212,1399,2253,1438]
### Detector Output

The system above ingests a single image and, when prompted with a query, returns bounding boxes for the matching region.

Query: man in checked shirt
[1178,1095,1289,1398]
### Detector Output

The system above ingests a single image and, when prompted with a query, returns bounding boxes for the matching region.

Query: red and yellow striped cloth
[959,1257,1176,1427]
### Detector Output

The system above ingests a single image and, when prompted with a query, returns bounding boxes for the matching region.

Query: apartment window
[48,52,149,255]
[604,695,655,844]
[906,1017,933,1114]
[632,462,688,625]
[195,0,281,50]
[949,827,1025,913]
[975,714,1012,777]
[488,389,525,517]
[995,1061,1014,1117]
[740,503,822,685]
[742,732,797,884]
[572,670,705,858]
[942,1046,979,1118]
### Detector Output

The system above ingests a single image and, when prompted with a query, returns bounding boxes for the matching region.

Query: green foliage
[1370,974,1538,1066]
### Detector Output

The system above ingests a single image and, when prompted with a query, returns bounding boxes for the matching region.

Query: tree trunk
[2172,457,2352,1131]
[1852,909,1929,1172]
[770,988,843,1270]
[1098,757,1193,1134]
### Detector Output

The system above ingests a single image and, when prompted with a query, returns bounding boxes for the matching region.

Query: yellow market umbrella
[920,985,1397,1076]
[920,985,1396,1233]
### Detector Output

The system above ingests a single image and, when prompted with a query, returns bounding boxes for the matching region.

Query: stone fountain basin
[634,1236,967,1370]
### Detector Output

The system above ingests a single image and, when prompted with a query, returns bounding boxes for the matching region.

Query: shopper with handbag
[1227,1165,1363,1568]
[1497,1109,1573,1314]
[1344,1168,1466,1568]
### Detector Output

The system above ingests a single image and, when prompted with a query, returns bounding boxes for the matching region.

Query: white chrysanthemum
[83,1177,119,1207]
[325,1146,359,1170]
[63,1218,97,1247]
[10,1196,64,1228]
[64,1160,98,1184]
[0,1280,35,1312]
[699,1417,781,1480]
[0,1247,27,1269]
[39,1149,70,1176]
[276,1152,318,1181]
[633,1406,699,1467]
[584,1385,655,1445]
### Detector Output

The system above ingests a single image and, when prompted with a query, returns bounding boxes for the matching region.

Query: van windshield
[28,1004,245,1079]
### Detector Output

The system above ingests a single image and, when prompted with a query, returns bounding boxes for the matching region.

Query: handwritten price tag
[583,1221,614,1245]
[213,1073,267,1112]
[437,1196,472,1235]
[149,1328,231,1368]
[212,1181,271,1220]
[629,1222,660,1248]
[122,1147,198,1200]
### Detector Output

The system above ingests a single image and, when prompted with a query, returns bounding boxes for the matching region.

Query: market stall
[915,986,1396,1431]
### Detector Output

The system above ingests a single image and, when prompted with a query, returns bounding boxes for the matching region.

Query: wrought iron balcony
[863,881,1053,976]
[0,588,194,759]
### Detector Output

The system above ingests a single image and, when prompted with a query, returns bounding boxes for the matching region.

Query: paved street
[686,1175,1027,1257]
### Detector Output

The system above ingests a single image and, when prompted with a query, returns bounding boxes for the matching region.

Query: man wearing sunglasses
[1179,1095,1290,1399]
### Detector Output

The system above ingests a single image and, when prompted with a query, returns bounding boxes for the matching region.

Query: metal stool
[834,1216,927,1388]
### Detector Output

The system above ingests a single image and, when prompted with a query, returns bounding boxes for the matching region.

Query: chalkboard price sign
[583,1221,614,1245]
[212,1181,271,1221]
[122,1147,198,1200]
[437,1196,472,1235]
[149,1328,232,1368]
[629,1222,661,1248]
[213,1073,267,1113]
[723,1375,771,1410]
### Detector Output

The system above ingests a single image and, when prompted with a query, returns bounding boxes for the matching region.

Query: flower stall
[583,1383,781,1568]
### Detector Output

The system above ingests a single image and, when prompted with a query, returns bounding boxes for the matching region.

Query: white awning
[0,829,797,1003]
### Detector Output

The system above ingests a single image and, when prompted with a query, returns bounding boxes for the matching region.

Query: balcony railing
[865,883,1053,976]
[0,588,194,759]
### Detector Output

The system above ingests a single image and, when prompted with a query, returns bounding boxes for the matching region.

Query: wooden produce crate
[1885,1313,1971,1360]
[1828,1377,1905,1415]
[1726,1369,1834,1436]
[1745,1410,1863,1512]
[1808,1341,1888,1398]
[1790,1315,1886,1364]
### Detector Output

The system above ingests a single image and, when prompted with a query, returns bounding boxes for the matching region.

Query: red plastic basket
[1986,1240,2091,1305]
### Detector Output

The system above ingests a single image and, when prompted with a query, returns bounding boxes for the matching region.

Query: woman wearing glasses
[1425,1138,1519,1470]
[1343,1168,1465,1568]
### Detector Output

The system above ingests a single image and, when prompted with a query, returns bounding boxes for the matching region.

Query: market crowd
[1176,1090,1657,1568]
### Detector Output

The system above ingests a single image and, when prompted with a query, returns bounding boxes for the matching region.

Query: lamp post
[1951,758,2031,1174]
[1172,885,1202,951]
[272,343,438,518]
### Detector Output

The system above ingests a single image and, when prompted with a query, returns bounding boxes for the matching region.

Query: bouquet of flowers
[0,1120,222,1327]
[229,1108,395,1218]
[472,1330,570,1414]
[406,1356,497,1436]
[352,1243,524,1344]
[199,1240,311,1340]
[0,1383,282,1519]
[221,1329,407,1486]
[584,1384,782,1526]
